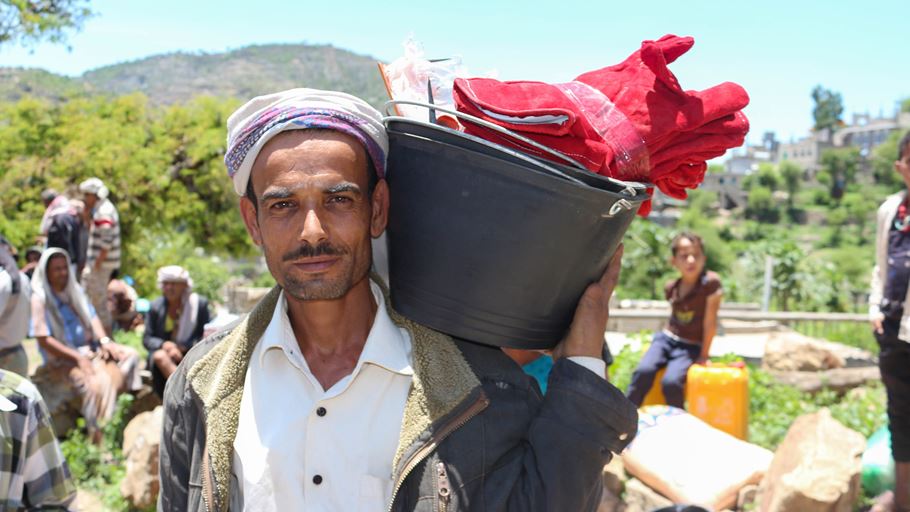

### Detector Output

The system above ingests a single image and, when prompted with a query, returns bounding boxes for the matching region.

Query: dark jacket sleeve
[158,358,192,511]
[143,299,166,352]
[499,359,637,511]
[431,343,638,512]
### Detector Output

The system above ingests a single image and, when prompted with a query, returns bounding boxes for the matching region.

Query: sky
[1,0,907,149]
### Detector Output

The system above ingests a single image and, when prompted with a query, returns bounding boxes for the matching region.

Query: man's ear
[239,196,263,246]
[370,179,390,238]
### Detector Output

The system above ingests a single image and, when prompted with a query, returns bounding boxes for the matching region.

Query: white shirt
[233,281,607,511]
[0,271,31,350]
[233,282,413,511]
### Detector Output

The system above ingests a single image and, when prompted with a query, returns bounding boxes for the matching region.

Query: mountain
[0,43,390,108]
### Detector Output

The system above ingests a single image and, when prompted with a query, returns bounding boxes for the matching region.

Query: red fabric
[451,34,750,214]
[453,78,616,172]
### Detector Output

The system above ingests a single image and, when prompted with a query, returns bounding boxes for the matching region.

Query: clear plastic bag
[380,38,467,126]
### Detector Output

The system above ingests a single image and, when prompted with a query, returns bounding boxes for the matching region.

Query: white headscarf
[157,265,200,347]
[78,177,110,200]
[31,248,94,342]
[224,88,388,196]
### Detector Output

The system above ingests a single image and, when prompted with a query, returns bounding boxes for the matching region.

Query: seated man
[29,248,142,441]
[1,369,76,509]
[143,265,210,397]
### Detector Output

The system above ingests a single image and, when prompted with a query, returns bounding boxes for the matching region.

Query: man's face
[895,145,910,190]
[161,281,187,303]
[239,130,389,302]
[46,255,69,292]
[83,193,98,211]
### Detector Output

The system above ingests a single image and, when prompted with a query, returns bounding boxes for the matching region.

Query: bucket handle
[384,100,647,204]
[385,99,593,172]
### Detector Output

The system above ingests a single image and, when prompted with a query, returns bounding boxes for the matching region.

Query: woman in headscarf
[143,265,211,397]
[29,248,142,441]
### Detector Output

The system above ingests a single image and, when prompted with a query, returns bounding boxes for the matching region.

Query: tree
[620,221,672,300]
[842,192,876,242]
[777,160,803,208]
[902,97,910,113]
[746,185,780,223]
[872,130,902,187]
[811,85,844,133]
[0,0,91,47]
[818,147,861,201]
[0,93,254,297]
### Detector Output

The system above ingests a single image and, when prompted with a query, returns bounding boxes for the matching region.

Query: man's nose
[300,209,328,245]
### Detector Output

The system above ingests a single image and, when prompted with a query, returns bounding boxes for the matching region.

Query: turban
[224,88,388,196]
[78,177,109,199]
[157,265,193,289]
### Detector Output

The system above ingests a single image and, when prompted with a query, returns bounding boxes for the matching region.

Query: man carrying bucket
[158,88,637,511]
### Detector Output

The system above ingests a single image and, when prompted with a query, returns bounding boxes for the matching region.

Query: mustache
[282,242,347,262]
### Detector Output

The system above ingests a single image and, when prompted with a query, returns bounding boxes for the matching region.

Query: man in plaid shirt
[0,369,76,510]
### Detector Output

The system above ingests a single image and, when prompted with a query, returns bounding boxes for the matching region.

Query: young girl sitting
[627,232,723,408]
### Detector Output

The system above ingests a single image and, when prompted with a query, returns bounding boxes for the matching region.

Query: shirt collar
[258,280,413,376]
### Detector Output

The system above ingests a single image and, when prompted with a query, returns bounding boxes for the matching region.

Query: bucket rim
[384,111,651,195]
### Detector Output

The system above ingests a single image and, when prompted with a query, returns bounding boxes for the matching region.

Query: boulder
[622,478,672,512]
[120,406,163,509]
[757,408,865,512]
[603,456,627,496]
[762,331,845,372]
[29,365,82,437]
[768,366,880,394]
[598,457,627,512]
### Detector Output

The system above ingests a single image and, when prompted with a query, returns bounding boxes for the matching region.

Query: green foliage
[113,329,147,359]
[707,163,725,174]
[0,0,92,48]
[818,147,861,200]
[755,163,781,191]
[902,98,910,113]
[59,394,148,511]
[0,94,254,295]
[811,85,844,132]
[129,231,232,300]
[619,221,673,299]
[777,160,803,207]
[872,130,904,187]
[745,185,780,223]
[748,365,886,450]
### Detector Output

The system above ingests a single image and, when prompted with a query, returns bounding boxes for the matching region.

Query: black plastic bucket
[384,114,649,349]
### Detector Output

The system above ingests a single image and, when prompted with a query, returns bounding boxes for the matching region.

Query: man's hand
[162,341,184,364]
[552,245,623,361]
[871,315,884,335]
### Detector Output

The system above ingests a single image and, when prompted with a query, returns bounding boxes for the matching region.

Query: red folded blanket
[452,34,750,215]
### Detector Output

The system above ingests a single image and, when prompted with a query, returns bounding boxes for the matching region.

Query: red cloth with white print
[452,34,750,215]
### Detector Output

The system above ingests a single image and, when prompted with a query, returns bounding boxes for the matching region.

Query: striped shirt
[87,198,121,270]
[0,370,76,510]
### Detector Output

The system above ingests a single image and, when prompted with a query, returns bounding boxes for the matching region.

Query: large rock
[622,478,672,512]
[768,366,881,394]
[757,408,865,512]
[120,406,163,509]
[598,457,627,512]
[762,331,845,372]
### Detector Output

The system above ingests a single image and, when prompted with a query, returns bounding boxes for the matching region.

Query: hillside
[0,43,389,107]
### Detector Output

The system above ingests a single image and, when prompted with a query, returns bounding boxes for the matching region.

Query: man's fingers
[599,244,624,291]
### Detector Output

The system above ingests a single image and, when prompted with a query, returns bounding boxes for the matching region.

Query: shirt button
[316,406,327,417]
[313,474,323,485]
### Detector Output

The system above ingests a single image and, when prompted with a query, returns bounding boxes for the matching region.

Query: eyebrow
[324,183,362,196]
[260,187,294,202]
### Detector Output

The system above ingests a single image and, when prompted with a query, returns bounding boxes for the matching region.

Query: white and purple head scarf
[224,88,388,196]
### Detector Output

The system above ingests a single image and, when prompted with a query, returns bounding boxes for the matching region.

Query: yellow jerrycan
[685,362,749,440]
